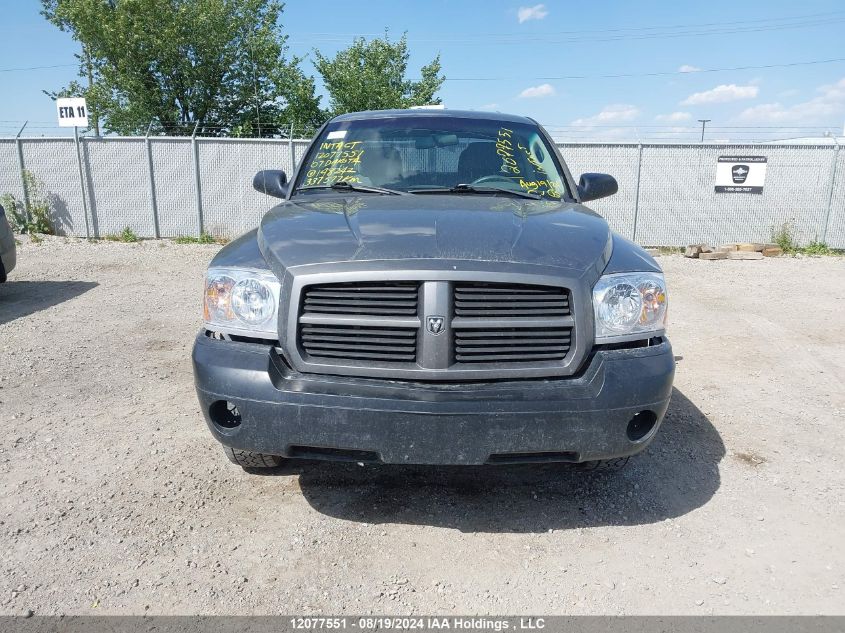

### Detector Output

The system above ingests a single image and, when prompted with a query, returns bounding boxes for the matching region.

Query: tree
[313,33,445,115]
[42,0,325,136]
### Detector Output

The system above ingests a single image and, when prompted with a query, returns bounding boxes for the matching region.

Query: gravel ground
[1,236,844,616]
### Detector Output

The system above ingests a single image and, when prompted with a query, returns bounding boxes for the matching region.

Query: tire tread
[223,446,282,468]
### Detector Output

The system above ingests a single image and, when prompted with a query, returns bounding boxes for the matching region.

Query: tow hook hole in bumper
[209,400,242,430]
[288,445,381,463]
[627,410,657,442]
[487,451,579,465]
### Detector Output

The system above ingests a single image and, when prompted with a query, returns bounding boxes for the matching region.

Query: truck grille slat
[300,326,415,338]
[455,330,569,340]
[306,349,417,361]
[304,305,418,315]
[304,341,416,353]
[455,352,568,362]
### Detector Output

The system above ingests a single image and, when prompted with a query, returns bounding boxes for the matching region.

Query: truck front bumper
[192,333,675,465]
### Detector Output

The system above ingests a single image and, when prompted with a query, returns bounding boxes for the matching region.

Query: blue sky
[2,0,845,141]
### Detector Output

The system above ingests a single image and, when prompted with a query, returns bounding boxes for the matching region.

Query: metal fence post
[73,126,91,239]
[821,141,840,243]
[15,121,30,222]
[145,122,161,239]
[191,122,204,236]
[288,123,295,173]
[631,142,644,242]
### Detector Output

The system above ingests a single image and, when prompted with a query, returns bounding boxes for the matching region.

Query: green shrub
[803,241,831,256]
[1,171,53,235]
[104,227,140,243]
[771,221,797,253]
[23,171,53,235]
[120,226,139,243]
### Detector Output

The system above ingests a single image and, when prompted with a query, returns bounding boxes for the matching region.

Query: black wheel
[578,457,630,471]
[222,446,283,468]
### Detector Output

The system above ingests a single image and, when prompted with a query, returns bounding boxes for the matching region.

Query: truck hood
[258,194,611,274]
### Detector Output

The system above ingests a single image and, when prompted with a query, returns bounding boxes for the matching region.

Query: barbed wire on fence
[1,120,842,145]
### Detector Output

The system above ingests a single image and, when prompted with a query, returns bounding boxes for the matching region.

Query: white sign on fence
[56,97,89,128]
[715,155,767,194]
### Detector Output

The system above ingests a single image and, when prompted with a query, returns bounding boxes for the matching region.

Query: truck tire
[222,446,283,468]
[578,457,630,471]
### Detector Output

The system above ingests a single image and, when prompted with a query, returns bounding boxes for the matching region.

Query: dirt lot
[1,236,843,615]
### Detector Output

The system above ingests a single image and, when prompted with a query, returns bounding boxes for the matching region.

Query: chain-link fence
[0,135,842,247]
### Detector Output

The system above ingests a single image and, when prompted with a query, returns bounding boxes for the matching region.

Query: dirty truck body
[192,110,673,469]
[0,204,16,283]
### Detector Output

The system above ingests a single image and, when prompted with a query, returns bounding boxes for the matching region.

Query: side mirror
[253,169,288,199]
[577,173,618,202]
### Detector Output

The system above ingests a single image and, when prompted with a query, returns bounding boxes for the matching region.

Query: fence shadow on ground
[254,388,724,533]
[0,280,98,325]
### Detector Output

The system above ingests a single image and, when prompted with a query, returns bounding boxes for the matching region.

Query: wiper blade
[298,181,406,195]
[408,184,541,200]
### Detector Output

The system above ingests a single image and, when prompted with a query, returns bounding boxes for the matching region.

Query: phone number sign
[715,155,767,194]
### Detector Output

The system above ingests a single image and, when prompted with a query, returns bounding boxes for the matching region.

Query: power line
[290,9,845,40]
[290,14,845,45]
[6,56,845,82]
[0,63,78,73]
[437,57,845,82]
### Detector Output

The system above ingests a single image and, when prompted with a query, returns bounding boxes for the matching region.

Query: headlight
[203,267,281,338]
[593,272,667,343]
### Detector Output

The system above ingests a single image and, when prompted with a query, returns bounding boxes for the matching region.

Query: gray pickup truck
[0,204,16,283]
[192,110,673,470]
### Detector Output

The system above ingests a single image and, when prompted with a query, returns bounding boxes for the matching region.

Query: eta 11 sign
[715,155,767,194]
[56,97,89,128]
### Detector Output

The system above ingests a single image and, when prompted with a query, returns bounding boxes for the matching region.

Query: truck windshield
[293,116,569,200]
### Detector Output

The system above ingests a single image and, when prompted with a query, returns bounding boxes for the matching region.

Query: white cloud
[518,83,555,98]
[517,4,548,23]
[570,104,640,127]
[655,111,692,122]
[477,103,500,111]
[734,77,845,125]
[681,84,759,105]
[678,65,701,73]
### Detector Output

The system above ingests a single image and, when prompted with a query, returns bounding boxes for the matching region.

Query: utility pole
[84,45,100,137]
[698,119,711,143]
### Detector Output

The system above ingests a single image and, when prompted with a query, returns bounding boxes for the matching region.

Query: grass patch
[770,221,841,256]
[104,227,140,243]
[173,232,219,244]
[802,240,832,256]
